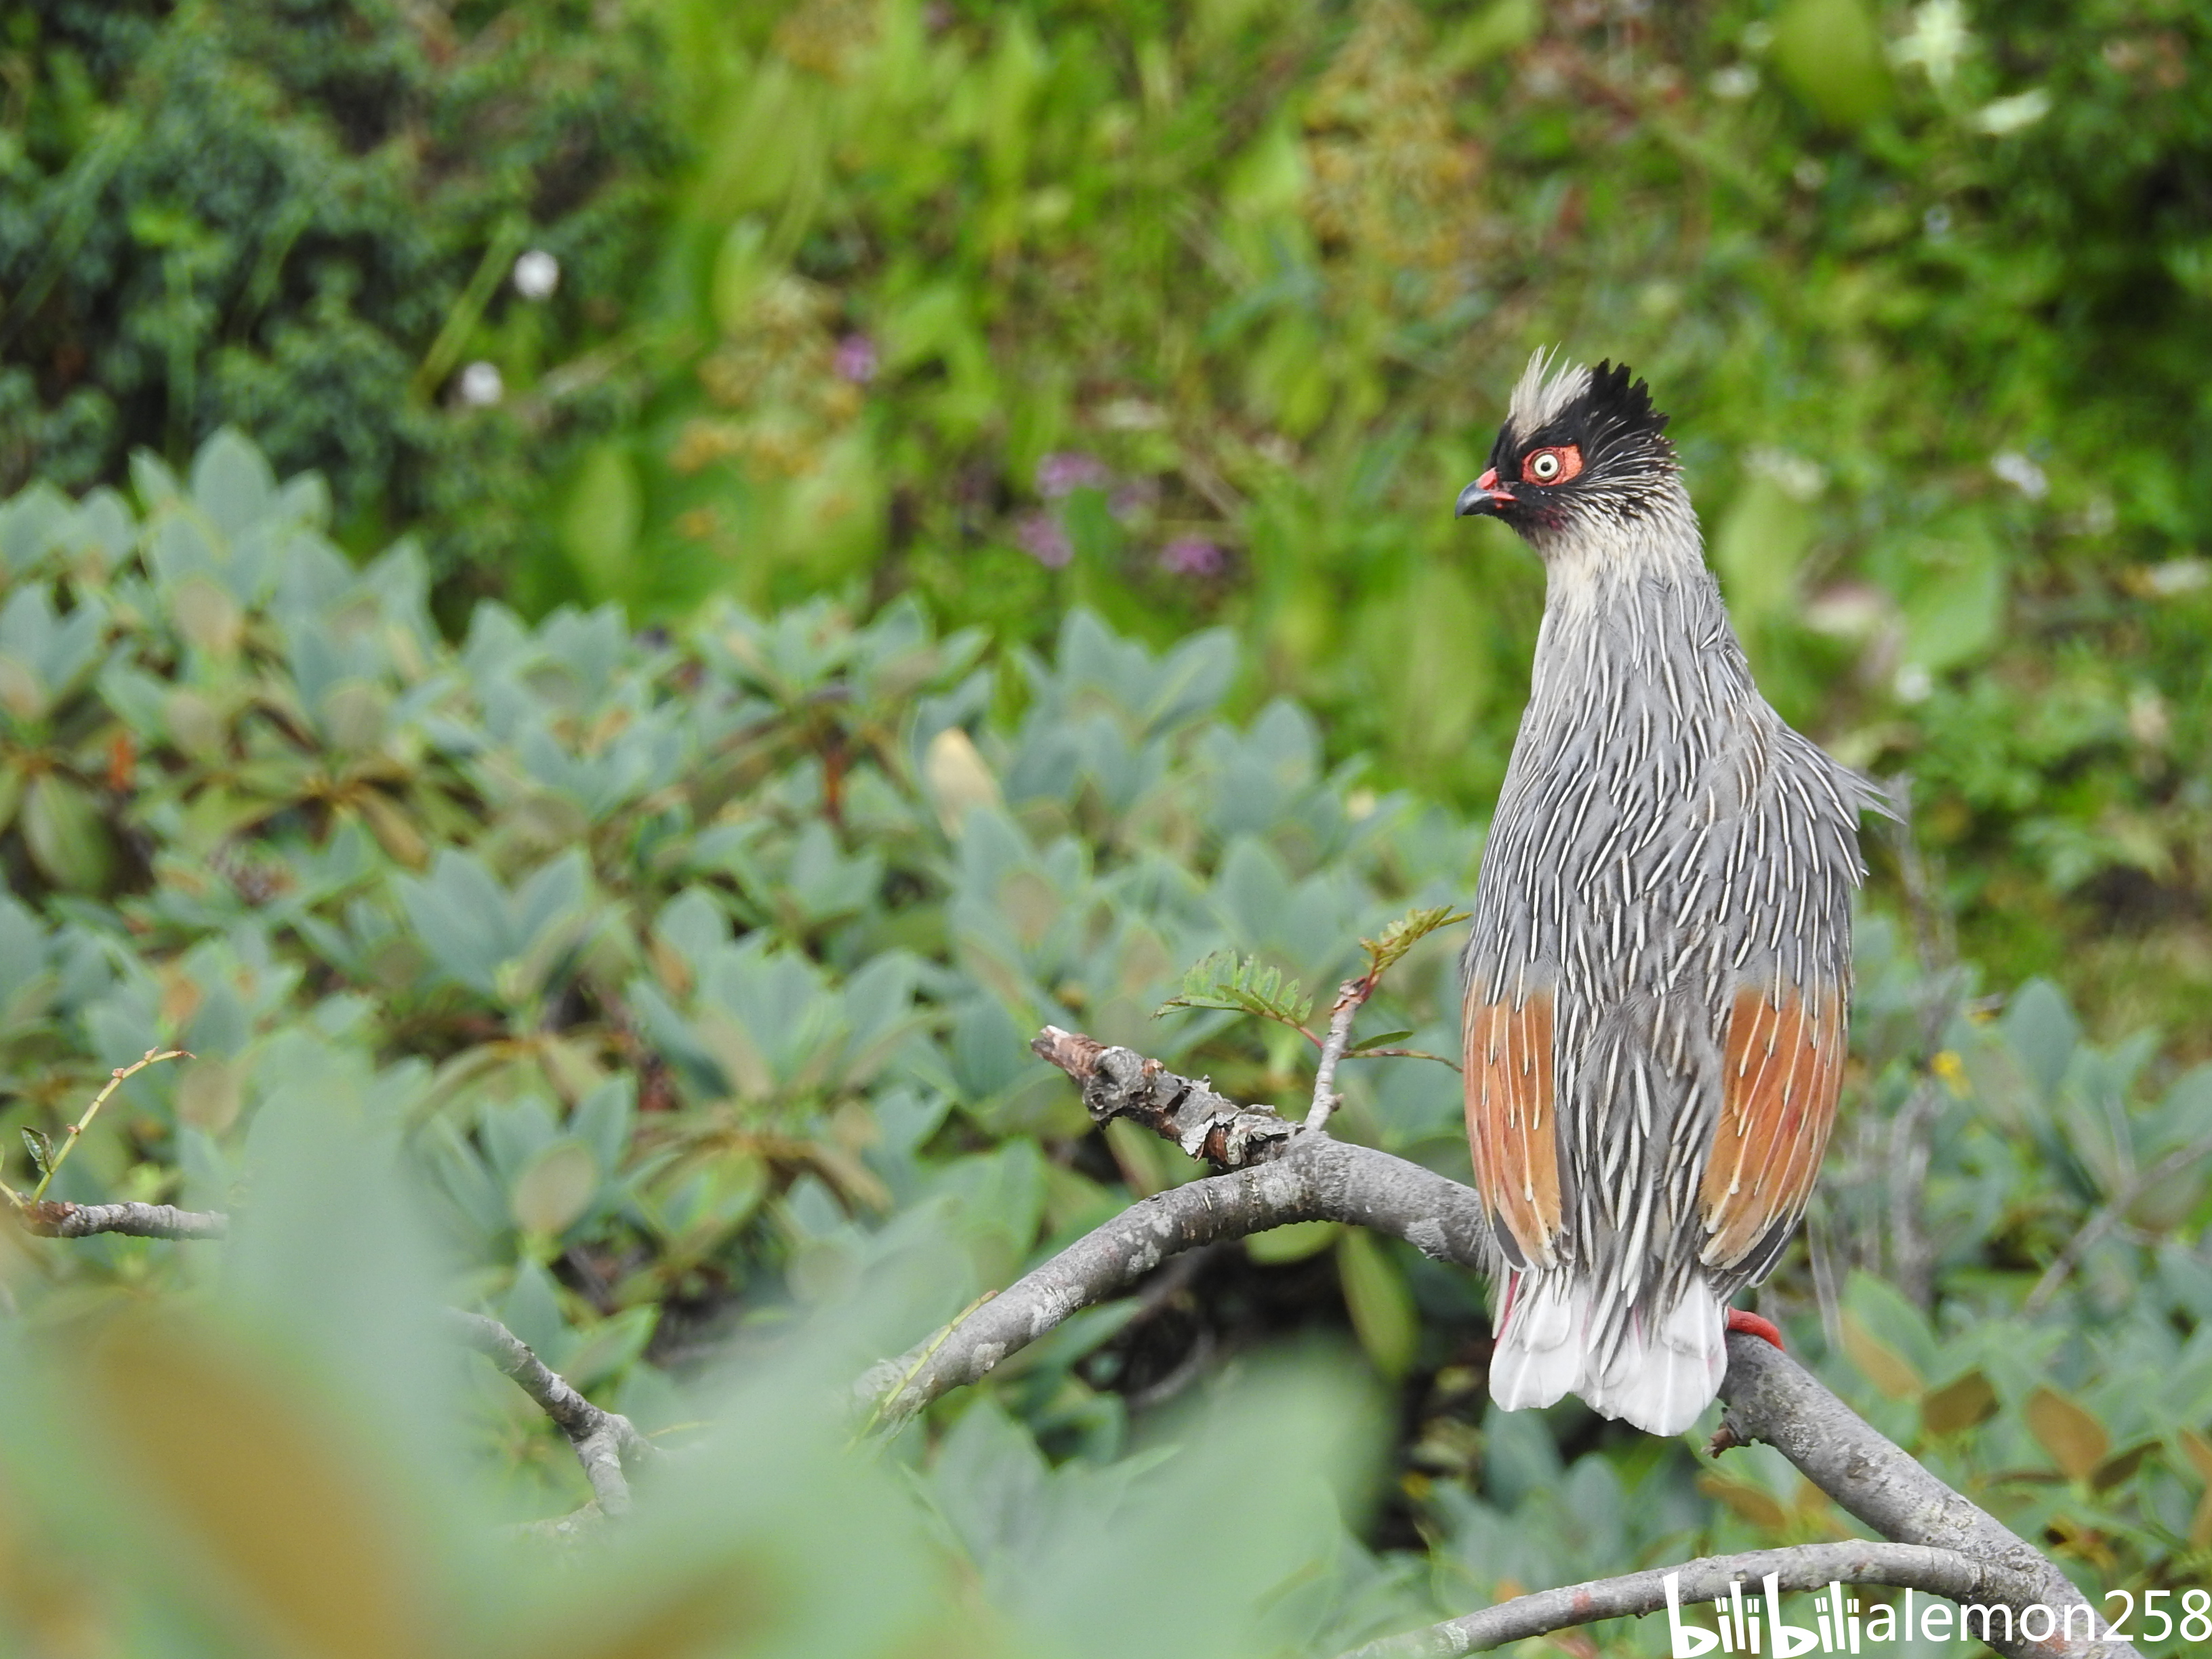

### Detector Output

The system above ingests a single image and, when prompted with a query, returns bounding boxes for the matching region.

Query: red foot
[1726,1309,1786,1351]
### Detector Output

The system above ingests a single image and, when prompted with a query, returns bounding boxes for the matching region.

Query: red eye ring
[1522,445,1584,485]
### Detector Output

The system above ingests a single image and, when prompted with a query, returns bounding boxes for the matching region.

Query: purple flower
[1036,451,1111,499]
[1158,537,1225,577]
[1014,512,1073,569]
[832,333,878,384]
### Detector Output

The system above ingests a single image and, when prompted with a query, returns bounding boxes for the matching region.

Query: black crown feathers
[1568,360,1669,451]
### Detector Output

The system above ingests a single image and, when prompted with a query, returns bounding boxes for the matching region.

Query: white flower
[1747,447,1827,503]
[1990,451,2048,500]
[2127,691,2171,747]
[1710,64,1758,100]
[457,361,505,407]
[2139,558,2208,597]
[1891,0,1973,89]
[1971,89,2051,136]
[512,249,561,300]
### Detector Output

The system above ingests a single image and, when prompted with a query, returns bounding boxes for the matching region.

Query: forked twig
[447,1309,659,1517]
[9,1048,194,1206]
[1305,979,1368,1132]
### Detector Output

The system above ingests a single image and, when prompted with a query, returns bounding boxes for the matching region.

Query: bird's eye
[1521,445,1583,486]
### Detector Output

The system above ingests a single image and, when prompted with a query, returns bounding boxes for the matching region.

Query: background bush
[0,0,679,607]
[7,0,2211,1043]
[1,434,2209,1654]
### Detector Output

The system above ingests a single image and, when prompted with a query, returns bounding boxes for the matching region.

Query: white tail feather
[1488,1272,1585,1412]
[1585,1278,1729,1435]
[1490,1273,1729,1436]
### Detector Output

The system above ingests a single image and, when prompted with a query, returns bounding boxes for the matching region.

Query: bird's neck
[1532,486,1708,617]
[1528,504,1750,717]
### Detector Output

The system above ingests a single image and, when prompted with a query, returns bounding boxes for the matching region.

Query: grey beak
[1456,478,1509,519]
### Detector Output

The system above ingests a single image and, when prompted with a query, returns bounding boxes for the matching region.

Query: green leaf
[1347,1029,1414,1054]
[1337,1228,1418,1379]
[1841,1269,1938,1381]
[189,427,276,540]
[1359,905,1471,982]
[23,773,116,892]
[560,443,642,602]
[1155,948,1313,1030]
[559,1305,659,1392]
[709,218,773,335]
[316,680,391,753]
[1698,1471,1790,1532]
[20,1126,52,1179]
[640,1150,767,1256]
[1246,1219,1340,1265]
[510,1138,600,1237]
[171,575,245,655]
[1771,0,1890,129]
[1901,535,2004,674]
[1713,472,1816,624]
[1103,1118,1171,1200]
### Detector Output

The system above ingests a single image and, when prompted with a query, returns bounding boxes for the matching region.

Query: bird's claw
[1725,1308,1786,1350]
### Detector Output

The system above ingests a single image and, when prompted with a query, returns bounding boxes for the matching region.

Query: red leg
[1725,1308,1785,1350]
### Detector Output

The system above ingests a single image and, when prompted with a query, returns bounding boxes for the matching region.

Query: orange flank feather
[1698,983,1846,1269]
[1462,981,1561,1269]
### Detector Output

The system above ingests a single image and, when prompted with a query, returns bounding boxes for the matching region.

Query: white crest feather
[1507,348,1591,438]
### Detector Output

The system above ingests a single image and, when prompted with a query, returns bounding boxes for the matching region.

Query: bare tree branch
[856,1130,1492,1426]
[1340,1540,1988,1658]
[1307,979,1366,1132]
[863,1027,2140,1659]
[22,1048,194,1204]
[856,1031,1490,1425]
[1717,1334,2137,1659]
[1033,1025,1303,1168]
[16,1012,2148,1655]
[16,1199,229,1240]
[446,1309,659,1518]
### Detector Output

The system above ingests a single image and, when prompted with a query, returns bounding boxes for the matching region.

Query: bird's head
[1454,353,1683,557]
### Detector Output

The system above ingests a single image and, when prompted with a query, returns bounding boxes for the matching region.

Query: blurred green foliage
[7,0,2208,1050]
[0,0,680,601]
[0,436,2209,1654]
[557,0,2212,1052]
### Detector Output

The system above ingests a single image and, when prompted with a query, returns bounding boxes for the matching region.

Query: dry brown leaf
[1839,1311,1923,1400]
[1920,1369,1998,1437]
[2025,1385,2109,1482]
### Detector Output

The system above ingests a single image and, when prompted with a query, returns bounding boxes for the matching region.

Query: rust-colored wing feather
[1698,982,1845,1271]
[1463,979,1561,1269]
